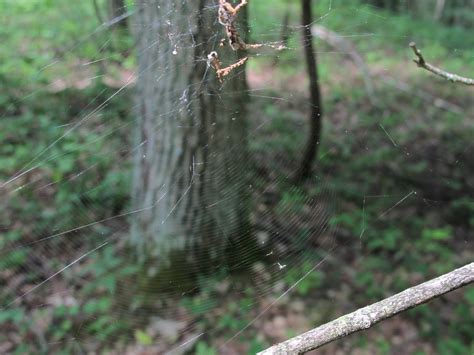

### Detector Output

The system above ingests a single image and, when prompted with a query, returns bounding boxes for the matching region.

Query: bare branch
[312,24,377,105]
[409,42,474,85]
[259,262,474,354]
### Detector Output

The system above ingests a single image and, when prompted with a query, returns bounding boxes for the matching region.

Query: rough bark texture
[259,262,474,354]
[294,0,323,182]
[131,0,249,264]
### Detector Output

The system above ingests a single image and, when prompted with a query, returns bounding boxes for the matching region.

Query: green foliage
[249,1,473,352]
[284,261,324,296]
[135,329,153,346]
[248,338,267,354]
[182,297,219,316]
[1,0,473,353]
[375,338,391,354]
[277,188,307,215]
[195,341,218,355]
[437,338,471,355]
[0,309,25,324]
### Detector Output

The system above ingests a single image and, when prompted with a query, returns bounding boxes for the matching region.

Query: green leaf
[465,288,474,305]
[135,329,153,346]
[196,342,217,355]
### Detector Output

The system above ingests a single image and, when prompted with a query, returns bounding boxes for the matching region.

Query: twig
[259,262,474,354]
[409,42,474,86]
[209,1,285,84]
[218,0,285,52]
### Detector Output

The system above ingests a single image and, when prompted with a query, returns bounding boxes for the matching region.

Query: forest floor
[1,1,473,354]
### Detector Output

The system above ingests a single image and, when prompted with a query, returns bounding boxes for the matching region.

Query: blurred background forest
[1,0,473,354]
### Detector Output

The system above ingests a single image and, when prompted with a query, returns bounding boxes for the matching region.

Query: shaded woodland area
[1,0,473,353]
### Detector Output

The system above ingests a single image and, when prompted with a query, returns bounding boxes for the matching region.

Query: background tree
[3,0,473,352]
[368,0,474,27]
[130,0,251,269]
[109,0,128,28]
[260,40,474,354]
[295,0,323,182]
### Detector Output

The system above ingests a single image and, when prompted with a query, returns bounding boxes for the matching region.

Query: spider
[208,1,284,84]
[207,51,248,84]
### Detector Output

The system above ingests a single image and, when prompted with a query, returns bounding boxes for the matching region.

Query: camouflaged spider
[207,51,248,84]
[208,1,284,84]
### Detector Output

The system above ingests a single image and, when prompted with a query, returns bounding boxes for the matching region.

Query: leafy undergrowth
[1,1,473,354]
[245,2,474,352]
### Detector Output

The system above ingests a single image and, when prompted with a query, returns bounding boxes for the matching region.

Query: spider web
[1,0,473,353]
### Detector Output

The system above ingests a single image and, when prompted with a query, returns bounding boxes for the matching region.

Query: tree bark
[294,0,323,182]
[259,262,474,354]
[131,0,250,267]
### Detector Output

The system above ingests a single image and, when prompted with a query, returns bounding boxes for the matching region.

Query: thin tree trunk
[368,0,386,9]
[109,0,128,28]
[294,0,322,182]
[131,0,250,268]
[433,0,446,21]
[92,0,105,25]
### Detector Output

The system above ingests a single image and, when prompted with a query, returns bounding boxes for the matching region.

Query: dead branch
[259,262,474,354]
[312,25,378,104]
[218,0,283,51]
[409,42,474,86]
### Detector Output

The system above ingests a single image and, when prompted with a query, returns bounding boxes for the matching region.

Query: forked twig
[208,1,284,84]
[219,0,273,51]
[409,42,474,86]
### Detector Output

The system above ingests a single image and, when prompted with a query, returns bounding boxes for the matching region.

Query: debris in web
[208,0,285,84]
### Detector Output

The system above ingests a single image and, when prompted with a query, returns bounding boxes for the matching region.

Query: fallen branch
[409,42,474,86]
[259,262,474,354]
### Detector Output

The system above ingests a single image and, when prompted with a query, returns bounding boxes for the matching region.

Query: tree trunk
[131,0,250,268]
[433,0,446,20]
[294,0,323,182]
[109,0,128,28]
